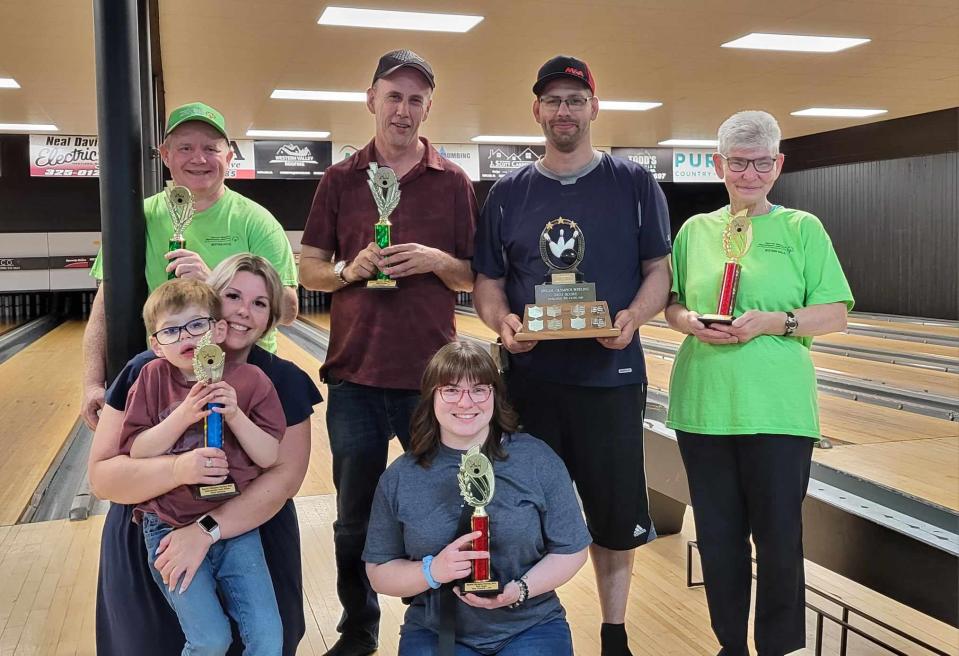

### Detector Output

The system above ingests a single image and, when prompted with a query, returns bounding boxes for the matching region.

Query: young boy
[119,278,285,655]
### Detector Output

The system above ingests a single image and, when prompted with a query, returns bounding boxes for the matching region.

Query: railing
[685,541,950,656]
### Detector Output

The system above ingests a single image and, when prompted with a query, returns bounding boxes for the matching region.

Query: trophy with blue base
[367,162,400,289]
[192,334,238,500]
[514,218,620,341]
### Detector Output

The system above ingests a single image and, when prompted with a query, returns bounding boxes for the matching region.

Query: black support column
[94,0,149,381]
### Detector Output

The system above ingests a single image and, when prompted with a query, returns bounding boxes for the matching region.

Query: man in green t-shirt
[82,102,299,429]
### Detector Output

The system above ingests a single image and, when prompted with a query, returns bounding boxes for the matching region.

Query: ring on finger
[205,457,213,468]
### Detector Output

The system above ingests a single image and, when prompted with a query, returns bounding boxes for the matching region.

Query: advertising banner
[478,144,544,180]
[611,147,673,182]
[30,135,99,177]
[254,140,332,179]
[333,142,362,164]
[435,143,480,181]
[227,139,256,179]
[672,148,721,183]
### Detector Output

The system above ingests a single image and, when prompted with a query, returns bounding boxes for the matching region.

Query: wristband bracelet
[422,555,442,590]
[509,576,529,608]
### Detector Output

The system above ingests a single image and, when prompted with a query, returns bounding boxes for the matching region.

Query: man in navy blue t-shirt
[473,55,671,656]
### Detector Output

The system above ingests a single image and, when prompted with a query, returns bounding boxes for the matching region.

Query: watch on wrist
[333,260,349,285]
[196,514,220,543]
[783,311,799,336]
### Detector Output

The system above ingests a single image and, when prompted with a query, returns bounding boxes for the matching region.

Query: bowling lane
[0,320,86,526]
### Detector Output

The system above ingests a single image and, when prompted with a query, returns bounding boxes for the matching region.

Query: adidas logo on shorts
[633,524,646,538]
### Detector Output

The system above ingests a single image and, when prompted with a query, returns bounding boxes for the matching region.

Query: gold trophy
[457,445,501,596]
[514,218,620,341]
[366,162,400,289]
[164,184,196,280]
[191,333,238,500]
[699,208,752,326]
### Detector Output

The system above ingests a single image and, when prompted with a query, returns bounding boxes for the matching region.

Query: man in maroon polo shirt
[299,49,476,656]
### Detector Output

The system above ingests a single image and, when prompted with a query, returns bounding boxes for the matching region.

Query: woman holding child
[89,254,321,655]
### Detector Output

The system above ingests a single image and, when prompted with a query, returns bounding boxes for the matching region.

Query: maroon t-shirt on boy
[119,358,286,527]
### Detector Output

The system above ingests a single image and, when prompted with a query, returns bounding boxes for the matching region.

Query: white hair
[718,110,781,155]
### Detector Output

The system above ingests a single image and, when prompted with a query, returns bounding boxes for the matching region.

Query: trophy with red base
[700,208,753,326]
[457,445,501,596]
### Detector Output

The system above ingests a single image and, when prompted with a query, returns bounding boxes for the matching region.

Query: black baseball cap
[372,49,435,89]
[532,55,596,96]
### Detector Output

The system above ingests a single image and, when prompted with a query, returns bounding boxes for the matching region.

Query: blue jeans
[397,618,573,655]
[325,378,419,645]
[142,513,282,656]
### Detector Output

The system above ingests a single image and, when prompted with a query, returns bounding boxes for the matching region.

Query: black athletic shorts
[507,371,655,550]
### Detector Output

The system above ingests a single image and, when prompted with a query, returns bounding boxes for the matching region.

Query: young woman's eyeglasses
[538,95,592,112]
[720,155,777,173]
[437,384,493,404]
[151,317,215,345]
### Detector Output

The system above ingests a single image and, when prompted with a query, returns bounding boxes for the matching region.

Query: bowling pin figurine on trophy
[164,184,196,280]
[514,217,620,341]
[457,445,501,596]
[366,162,400,289]
[191,332,238,500]
[699,208,752,326]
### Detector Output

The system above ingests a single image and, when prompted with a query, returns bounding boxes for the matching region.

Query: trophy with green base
[457,445,501,596]
[366,162,400,289]
[164,185,196,280]
[699,208,752,326]
[514,217,620,341]
[191,333,238,501]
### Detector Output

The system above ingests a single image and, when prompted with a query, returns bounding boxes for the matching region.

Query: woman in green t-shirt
[665,110,853,656]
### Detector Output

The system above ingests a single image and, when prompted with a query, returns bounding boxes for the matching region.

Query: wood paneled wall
[771,152,958,320]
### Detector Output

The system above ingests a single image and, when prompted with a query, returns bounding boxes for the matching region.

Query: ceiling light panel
[0,122,57,131]
[721,33,870,53]
[600,100,662,111]
[791,107,888,117]
[318,6,483,33]
[471,135,546,144]
[658,139,718,147]
[247,129,331,139]
[271,90,367,102]
[0,78,20,89]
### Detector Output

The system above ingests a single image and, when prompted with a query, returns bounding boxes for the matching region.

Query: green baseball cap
[165,102,228,139]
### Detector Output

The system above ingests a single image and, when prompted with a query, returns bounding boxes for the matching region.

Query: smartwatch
[333,260,350,285]
[783,311,799,336]
[196,514,221,543]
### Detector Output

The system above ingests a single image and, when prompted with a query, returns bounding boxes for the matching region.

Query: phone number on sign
[42,168,99,176]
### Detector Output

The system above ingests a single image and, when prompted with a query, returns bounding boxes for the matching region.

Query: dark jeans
[676,431,814,656]
[398,618,573,655]
[326,378,420,645]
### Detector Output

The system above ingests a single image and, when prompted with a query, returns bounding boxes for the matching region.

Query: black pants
[676,431,814,656]
[326,378,419,645]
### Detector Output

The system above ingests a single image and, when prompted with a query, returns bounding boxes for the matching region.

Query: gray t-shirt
[363,433,591,654]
